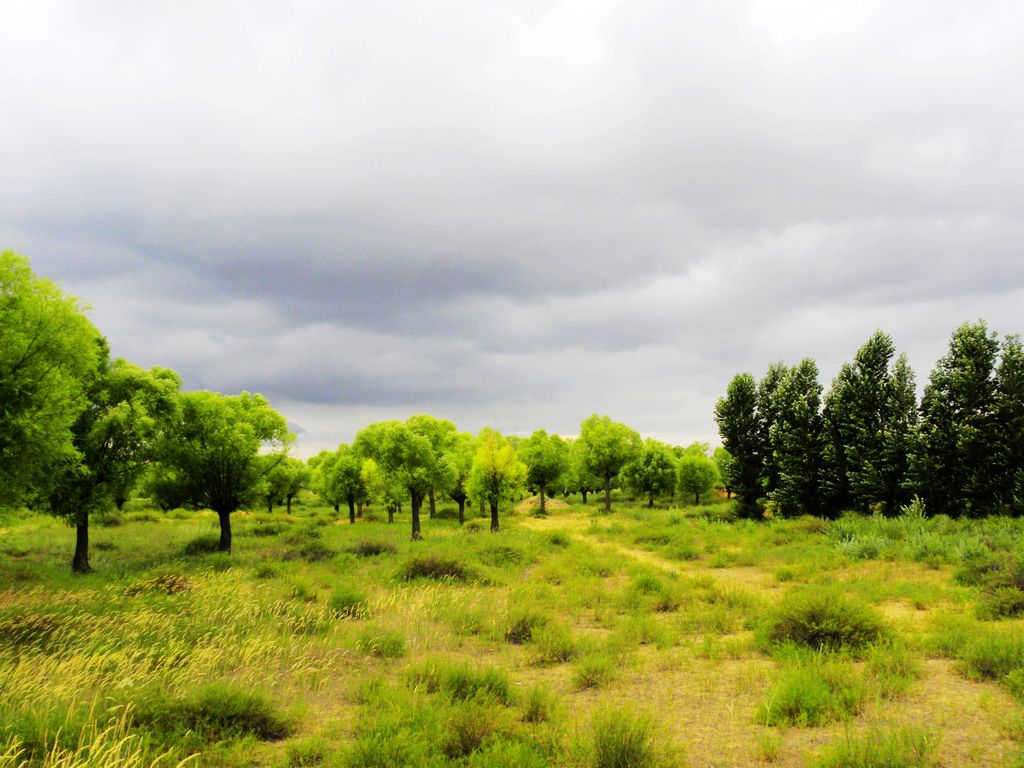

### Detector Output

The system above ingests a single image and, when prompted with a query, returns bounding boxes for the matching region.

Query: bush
[329,587,369,619]
[867,642,922,698]
[401,555,470,582]
[521,685,558,723]
[356,627,406,658]
[479,545,527,568]
[977,588,1024,620]
[405,660,514,705]
[284,540,337,563]
[440,701,495,759]
[547,532,571,548]
[962,628,1024,681]
[532,623,578,664]
[758,658,867,727]
[131,683,294,744]
[351,540,398,557]
[590,708,658,768]
[759,589,890,653]
[504,609,548,644]
[813,727,937,768]
[181,534,220,556]
[466,739,549,768]
[288,735,330,766]
[572,654,617,690]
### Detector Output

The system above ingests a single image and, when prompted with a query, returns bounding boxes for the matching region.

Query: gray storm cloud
[2,0,1023,455]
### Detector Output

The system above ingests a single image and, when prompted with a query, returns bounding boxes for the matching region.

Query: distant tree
[309,450,341,513]
[577,414,642,512]
[519,429,569,515]
[406,414,457,518]
[769,359,823,517]
[444,432,476,523]
[467,428,526,532]
[677,452,719,506]
[821,331,918,515]
[714,373,762,516]
[47,352,181,572]
[995,335,1024,513]
[156,391,292,552]
[0,251,102,506]
[623,438,677,507]
[566,439,601,503]
[913,321,1000,517]
[327,445,367,523]
[357,421,434,539]
[259,456,291,513]
[757,362,789,497]
[261,456,310,514]
[712,447,735,498]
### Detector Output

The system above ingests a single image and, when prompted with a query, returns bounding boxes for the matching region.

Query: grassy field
[3,495,1024,767]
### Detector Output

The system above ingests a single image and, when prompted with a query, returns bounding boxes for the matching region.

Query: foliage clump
[401,555,470,582]
[124,572,190,597]
[590,708,661,768]
[759,590,890,653]
[405,659,514,705]
[351,540,398,557]
[329,587,369,619]
[759,658,867,727]
[813,727,937,768]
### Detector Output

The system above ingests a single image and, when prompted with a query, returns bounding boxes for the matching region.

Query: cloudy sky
[2,1,1023,456]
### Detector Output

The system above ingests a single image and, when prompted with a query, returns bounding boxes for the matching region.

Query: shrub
[532,622,578,664]
[867,642,922,698]
[181,534,220,556]
[253,563,280,579]
[288,735,330,766]
[521,685,558,723]
[479,545,527,568]
[131,683,294,744]
[961,628,1024,682]
[252,522,288,537]
[440,701,495,759]
[759,590,889,653]
[329,587,369,619]
[504,610,548,644]
[590,708,657,768]
[977,588,1024,621]
[547,532,571,548]
[356,627,406,659]
[572,654,617,690]
[98,513,125,527]
[124,572,190,597]
[351,540,398,557]
[284,540,337,563]
[813,727,937,768]
[401,555,470,582]
[405,660,514,705]
[466,738,549,768]
[759,658,867,727]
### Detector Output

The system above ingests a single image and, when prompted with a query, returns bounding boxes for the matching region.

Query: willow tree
[519,429,569,515]
[468,428,526,532]
[577,414,641,512]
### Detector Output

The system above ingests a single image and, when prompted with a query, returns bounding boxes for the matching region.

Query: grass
[2,495,1023,766]
[813,727,937,767]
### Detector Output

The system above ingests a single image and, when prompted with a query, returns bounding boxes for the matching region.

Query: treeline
[1,251,721,573]
[715,325,1024,519]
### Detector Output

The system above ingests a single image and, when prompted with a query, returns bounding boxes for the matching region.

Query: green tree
[577,414,641,512]
[467,428,526,532]
[712,446,735,498]
[0,251,102,505]
[156,391,292,552]
[444,432,476,523]
[406,414,457,518]
[622,438,677,507]
[914,321,1001,517]
[48,352,181,572]
[260,456,309,514]
[357,421,434,539]
[519,429,569,515]
[769,359,823,517]
[714,373,762,516]
[327,444,367,523]
[677,452,719,506]
[309,449,341,513]
[566,438,601,503]
[757,362,789,497]
[995,335,1024,513]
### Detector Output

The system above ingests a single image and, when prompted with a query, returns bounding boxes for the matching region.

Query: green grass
[813,727,937,768]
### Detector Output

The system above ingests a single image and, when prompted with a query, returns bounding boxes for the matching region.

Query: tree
[47,351,181,572]
[443,432,476,524]
[309,450,342,513]
[0,251,102,506]
[406,414,457,519]
[757,362,789,498]
[566,439,601,503]
[519,429,569,515]
[677,452,719,506]
[769,358,823,517]
[155,391,292,552]
[995,335,1024,513]
[913,321,1000,517]
[714,373,762,516]
[712,447,735,499]
[577,414,641,512]
[357,421,434,539]
[467,428,526,532]
[622,438,677,507]
[326,445,367,523]
[259,456,309,514]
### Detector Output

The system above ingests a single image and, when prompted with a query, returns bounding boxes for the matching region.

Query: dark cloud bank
[2,1,1023,455]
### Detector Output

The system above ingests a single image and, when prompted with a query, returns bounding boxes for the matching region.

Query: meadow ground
[3,494,1024,767]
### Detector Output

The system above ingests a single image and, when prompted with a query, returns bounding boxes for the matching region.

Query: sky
[2,1,1023,457]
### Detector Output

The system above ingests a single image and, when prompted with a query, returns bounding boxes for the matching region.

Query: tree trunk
[539,484,547,516]
[726,488,732,499]
[387,505,394,524]
[649,494,655,508]
[348,499,356,524]
[266,498,273,514]
[286,495,293,514]
[581,489,588,504]
[604,475,612,512]
[411,492,422,540]
[490,500,499,532]
[429,488,436,519]
[217,510,232,553]
[115,496,126,512]
[694,490,700,506]
[458,498,465,524]
[72,515,91,574]
[357,503,363,519]
[333,503,339,514]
